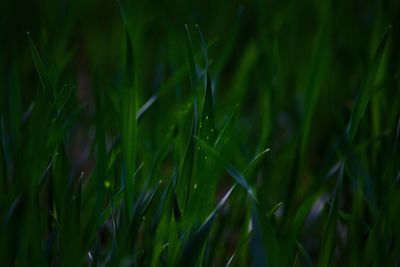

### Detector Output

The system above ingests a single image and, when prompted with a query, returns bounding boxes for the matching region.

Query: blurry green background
[1,0,400,266]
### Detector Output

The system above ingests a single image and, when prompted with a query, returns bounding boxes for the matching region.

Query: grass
[1,0,400,266]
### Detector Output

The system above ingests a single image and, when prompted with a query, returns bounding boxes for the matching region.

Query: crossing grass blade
[176,185,236,267]
[225,230,251,267]
[195,137,254,199]
[346,26,391,142]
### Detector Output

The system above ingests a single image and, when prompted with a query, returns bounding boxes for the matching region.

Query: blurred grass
[1,0,400,266]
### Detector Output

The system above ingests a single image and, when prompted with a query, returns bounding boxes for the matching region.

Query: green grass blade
[27,32,53,101]
[121,29,137,218]
[346,27,391,142]
[214,105,238,148]
[195,137,254,199]
[317,161,344,267]
[176,185,236,267]
[251,202,282,267]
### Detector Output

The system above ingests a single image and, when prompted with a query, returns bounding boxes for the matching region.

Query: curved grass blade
[214,105,238,148]
[225,230,251,267]
[195,24,209,74]
[195,137,255,199]
[296,241,313,267]
[176,185,236,267]
[185,24,198,94]
[27,32,54,101]
[243,148,271,175]
[346,26,391,142]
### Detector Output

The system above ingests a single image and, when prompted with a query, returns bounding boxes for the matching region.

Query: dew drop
[204,156,208,160]
[194,184,198,189]
[206,136,209,140]
[205,115,209,120]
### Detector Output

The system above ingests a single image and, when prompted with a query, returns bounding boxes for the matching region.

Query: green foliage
[1,0,400,266]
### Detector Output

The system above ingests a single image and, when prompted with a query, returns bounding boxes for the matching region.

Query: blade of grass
[346,26,391,142]
[121,29,137,218]
[251,202,282,267]
[195,137,254,199]
[176,185,236,267]
[317,161,344,267]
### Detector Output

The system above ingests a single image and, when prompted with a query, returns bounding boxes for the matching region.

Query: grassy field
[1,0,400,266]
